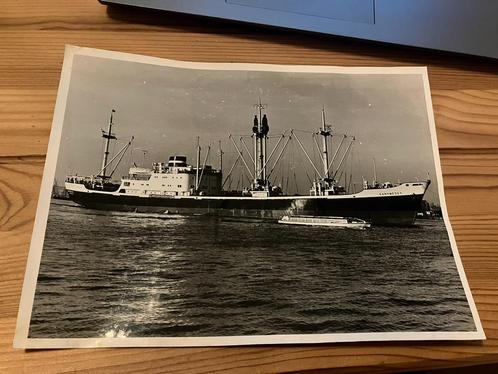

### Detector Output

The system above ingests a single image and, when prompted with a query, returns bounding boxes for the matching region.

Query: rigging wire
[349,143,355,192]
[311,133,318,181]
[305,171,313,186]
[276,160,283,188]
[111,139,116,161]
[294,170,299,195]
[290,139,297,194]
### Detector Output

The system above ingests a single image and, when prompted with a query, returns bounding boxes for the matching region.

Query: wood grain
[1,0,498,372]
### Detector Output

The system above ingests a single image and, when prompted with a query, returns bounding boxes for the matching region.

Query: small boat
[278,215,371,229]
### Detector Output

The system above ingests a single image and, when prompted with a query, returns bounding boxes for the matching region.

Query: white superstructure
[66,155,222,197]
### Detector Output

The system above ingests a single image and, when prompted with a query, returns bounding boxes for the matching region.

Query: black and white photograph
[15,46,484,348]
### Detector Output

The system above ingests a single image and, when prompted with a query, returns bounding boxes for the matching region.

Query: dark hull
[69,191,425,225]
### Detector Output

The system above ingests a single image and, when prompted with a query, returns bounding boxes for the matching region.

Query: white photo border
[14,45,485,348]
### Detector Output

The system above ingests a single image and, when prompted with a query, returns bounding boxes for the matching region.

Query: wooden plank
[434,91,498,149]
[0,90,55,158]
[1,30,497,91]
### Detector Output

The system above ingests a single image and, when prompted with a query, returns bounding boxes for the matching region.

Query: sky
[55,54,440,203]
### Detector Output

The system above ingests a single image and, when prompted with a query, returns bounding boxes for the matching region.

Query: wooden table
[1,1,498,372]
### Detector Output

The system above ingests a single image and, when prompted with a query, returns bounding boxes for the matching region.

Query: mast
[219,140,223,174]
[319,107,331,181]
[100,109,116,178]
[195,136,201,192]
[252,115,259,181]
[372,158,377,186]
[252,98,269,188]
[261,100,268,182]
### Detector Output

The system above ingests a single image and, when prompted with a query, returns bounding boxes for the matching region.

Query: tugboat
[64,103,430,225]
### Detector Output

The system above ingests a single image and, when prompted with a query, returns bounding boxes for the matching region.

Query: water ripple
[29,200,476,338]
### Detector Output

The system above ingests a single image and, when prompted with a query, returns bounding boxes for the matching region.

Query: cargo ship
[64,104,430,225]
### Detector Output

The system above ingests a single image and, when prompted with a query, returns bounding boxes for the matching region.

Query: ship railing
[65,176,87,184]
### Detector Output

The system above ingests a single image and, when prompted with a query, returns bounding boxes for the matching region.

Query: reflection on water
[29,199,476,338]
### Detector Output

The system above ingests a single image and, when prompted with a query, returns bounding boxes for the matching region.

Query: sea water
[29,200,476,338]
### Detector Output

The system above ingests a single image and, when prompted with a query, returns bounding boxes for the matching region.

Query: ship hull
[68,190,424,225]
